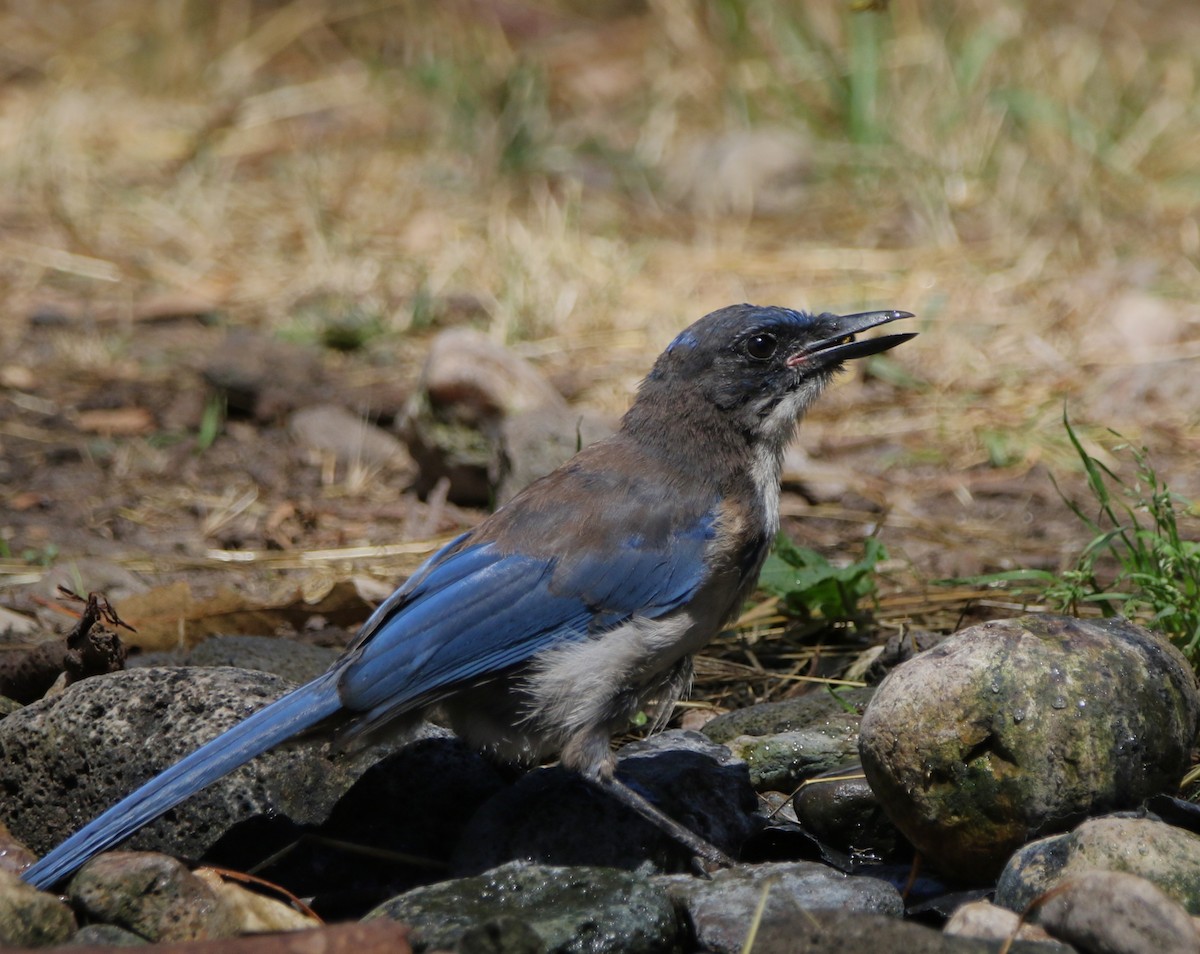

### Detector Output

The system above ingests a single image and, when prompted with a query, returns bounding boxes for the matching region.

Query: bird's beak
[787,310,916,369]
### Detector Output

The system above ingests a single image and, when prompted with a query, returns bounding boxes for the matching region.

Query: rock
[399,327,572,504]
[658,861,902,954]
[943,900,1066,949]
[0,868,77,947]
[130,634,342,685]
[665,128,811,219]
[858,615,1200,880]
[792,762,906,860]
[69,923,150,945]
[996,815,1200,916]
[192,867,321,933]
[1029,869,1200,954]
[495,405,615,503]
[0,821,37,876]
[703,688,874,791]
[202,330,328,422]
[421,327,567,424]
[67,852,240,943]
[452,730,759,874]
[675,907,1051,953]
[0,667,377,861]
[289,403,417,476]
[366,861,679,953]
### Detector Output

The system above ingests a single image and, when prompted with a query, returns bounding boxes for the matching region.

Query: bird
[21,304,915,890]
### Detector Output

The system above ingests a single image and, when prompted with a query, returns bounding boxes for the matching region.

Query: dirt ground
[1,1,1199,705]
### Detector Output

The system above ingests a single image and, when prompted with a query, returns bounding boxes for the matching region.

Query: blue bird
[21,304,914,889]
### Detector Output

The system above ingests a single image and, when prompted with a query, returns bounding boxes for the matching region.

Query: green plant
[758,533,887,627]
[1047,414,1200,656]
[944,413,1200,662]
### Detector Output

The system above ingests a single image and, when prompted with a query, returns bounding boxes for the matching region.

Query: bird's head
[634,304,915,451]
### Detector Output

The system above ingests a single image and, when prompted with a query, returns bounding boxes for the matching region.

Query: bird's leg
[589,773,735,869]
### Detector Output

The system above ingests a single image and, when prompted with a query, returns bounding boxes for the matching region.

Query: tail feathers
[22,675,344,891]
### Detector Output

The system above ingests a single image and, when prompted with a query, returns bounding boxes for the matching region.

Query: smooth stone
[792,761,906,860]
[703,688,874,792]
[289,403,417,475]
[366,861,679,954]
[1030,869,1199,954]
[67,851,239,942]
[674,907,1054,954]
[658,861,902,954]
[943,900,1068,949]
[996,815,1200,916]
[0,868,77,947]
[859,615,1200,880]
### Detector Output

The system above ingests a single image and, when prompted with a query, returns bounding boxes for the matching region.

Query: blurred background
[0,0,1198,670]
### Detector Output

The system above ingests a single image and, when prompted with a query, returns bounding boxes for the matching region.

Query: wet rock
[0,667,377,861]
[366,861,679,953]
[658,861,902,954]
[792,762,906,860]
[290,403,418,476]
[0,820,37,875]
[67,852,239,942]
[279,731,506,915]
[996,815,1200,916]
[69,923,149,945]
[0,867,77,947]
[453,730,759,874]
[943,900,1066,949]
[130,634,342,685]
[703,688,873,791]
[859,616,1200,880]
[1029,869,1200,954]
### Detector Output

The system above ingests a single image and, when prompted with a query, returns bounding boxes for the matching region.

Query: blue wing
[336,508,718,715]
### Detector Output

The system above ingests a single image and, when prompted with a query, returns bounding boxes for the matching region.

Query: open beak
[787,310,916,369]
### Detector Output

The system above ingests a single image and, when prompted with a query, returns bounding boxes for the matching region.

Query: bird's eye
[744,333,778,361]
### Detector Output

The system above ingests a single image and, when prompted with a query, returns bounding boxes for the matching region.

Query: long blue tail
[22,673,344,890]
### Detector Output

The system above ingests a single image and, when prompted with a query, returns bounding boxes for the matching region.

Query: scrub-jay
[22,304,914,889]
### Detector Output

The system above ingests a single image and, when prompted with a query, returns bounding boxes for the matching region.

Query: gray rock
[0,868,77,947]
[1030,869,1199,954]
[67,923,149,946]
[290,403,417,475]
[665,128,812,219]
[453,730,759,874]
[399,327,576,505]
[420,327,567,425]
[792,762,905,859]
[943,900,1068,949]
[495,405,614,503]
[996,815,1200,916]
[0,667,377,860]
[673,905,1049,954]
[658,861,902,954]
[68,851,239,942]
[703,688,874,791]
[366,861,679,953]
[859,615,1200,880]
[129,634,343,685]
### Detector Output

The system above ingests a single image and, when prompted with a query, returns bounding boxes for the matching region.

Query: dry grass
[1,0,1199,696]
